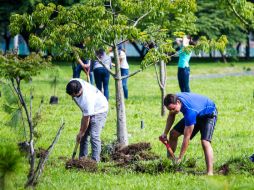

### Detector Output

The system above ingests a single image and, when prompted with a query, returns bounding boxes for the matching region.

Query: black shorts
[173,112,217,142]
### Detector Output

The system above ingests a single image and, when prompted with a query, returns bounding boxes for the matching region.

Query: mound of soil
[218,157,254,175]
[111,142,159,165]
[218,164,229,175]
[36,148,48,159]
[18,141,30,154]
[65,157,97,172]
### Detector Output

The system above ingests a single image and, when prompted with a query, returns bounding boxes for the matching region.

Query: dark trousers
[177,67,190,92]
[94,68,110,100]
[121,68,129,99]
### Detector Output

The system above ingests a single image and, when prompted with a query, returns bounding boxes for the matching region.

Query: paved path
[168,71,254,80]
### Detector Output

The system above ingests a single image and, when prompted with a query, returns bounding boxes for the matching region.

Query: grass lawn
[1,60,254,190]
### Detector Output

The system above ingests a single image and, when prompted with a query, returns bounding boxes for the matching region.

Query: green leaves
[0,143,22,178]
[193,35,228,54]
[0,53,50,81]
[0,83,23,128]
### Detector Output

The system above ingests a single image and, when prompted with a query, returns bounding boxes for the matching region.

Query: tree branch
[121,69,142,80]
[27,119,65,187]
[133,10,153,27]
[154,63,163,89]
[227,0,250,27]
[11,77,35,185]
[95,56,116,77]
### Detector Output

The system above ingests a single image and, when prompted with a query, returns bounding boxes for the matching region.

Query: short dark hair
[96,48,105,57]
[163,94,178,106]
[66,80,82,95]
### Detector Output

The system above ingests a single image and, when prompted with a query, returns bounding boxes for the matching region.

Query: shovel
[159,136,175,160]
[71,142,79,160]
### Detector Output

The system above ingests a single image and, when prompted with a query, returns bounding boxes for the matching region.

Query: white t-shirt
[93,54,112,70]
[119,50,129,69]
[72,79,108,116]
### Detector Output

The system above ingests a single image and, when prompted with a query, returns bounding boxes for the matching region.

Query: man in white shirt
[66,79,108,162]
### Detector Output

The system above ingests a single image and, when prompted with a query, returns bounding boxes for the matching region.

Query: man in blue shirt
[160,93,217,175]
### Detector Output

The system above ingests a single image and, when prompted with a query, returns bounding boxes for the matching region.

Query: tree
[0,53,65,187]
[0,0,84,54]
[221,0,254,59]
[196,0,248,61]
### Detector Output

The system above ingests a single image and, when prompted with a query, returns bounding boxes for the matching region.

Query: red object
[159,136,175,159]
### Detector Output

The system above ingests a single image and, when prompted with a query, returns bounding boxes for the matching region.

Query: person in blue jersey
[160,93,217,175]
[176,35,193,92]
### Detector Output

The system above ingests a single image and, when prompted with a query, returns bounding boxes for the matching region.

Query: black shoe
[249,154,254,162]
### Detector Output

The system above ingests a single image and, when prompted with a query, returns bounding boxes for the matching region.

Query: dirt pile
[218,156,254,175]
[18,141,30,154]
[36,148,48,159]
[218,164,230,175]
[110,142,159,165]
[65,157,97,172]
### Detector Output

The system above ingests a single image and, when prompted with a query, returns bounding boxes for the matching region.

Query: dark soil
[111,142,159,165]
[217,157,254,175]
[18,141,30,154]
[65,157,97,172]
[218,164,230,175]
[36,148,48,159]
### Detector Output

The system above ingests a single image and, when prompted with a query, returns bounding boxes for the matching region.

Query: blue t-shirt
[178,47,192,68]
[177,92,216,126]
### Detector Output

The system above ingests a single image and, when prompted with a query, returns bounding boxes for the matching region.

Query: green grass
[1,61,254,189]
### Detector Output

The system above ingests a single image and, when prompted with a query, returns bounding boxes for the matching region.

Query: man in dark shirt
[160,93,217,175]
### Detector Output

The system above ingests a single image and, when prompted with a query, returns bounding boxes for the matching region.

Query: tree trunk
[220,51,227,63]
[113,46,128,146]
[11,78,35,186]
[159,60,166,116]
[236,42,241,55]
[245,34,250,60]
[0,175,5,190]
[3,29,11,54]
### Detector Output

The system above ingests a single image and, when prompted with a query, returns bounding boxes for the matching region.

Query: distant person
[94,49,112,100]
[72,43,94,84]
[118,45,129,99]
[66,79,108,162]
[160,93,217,175]
[73,58,94,84]
[176,35,193,92]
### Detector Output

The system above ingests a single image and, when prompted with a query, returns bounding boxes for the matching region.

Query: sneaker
[249,154,254,162]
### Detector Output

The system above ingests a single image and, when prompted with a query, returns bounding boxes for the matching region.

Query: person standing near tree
[176,35,192,92]
[66,79,108,162]
[72,43,94,84]
[118,45,129,99]
[160,93,217,175]
[74,58,94,84]
[93,48,112,100]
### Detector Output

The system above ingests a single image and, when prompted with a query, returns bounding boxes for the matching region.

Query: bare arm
[163,112,176,135]
[76,115,90,143]
[178,125,194,160]
[77,58,90,70]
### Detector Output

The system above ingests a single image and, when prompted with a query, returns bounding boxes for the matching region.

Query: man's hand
[159,133,167,141]
[76,132,84,143]
[174,157,182,165]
